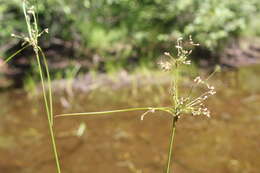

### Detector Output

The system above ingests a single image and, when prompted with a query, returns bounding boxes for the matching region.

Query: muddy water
[0,66,260,173]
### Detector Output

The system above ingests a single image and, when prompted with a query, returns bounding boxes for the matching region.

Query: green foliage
[1,0,259,65]
[184,0,260,49]
[0,0,26,48]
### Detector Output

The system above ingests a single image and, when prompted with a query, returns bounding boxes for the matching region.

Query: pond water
[0,65,260,173]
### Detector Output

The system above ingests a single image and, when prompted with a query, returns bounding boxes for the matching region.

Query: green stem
[173,67,179,106]
[22,1,61,172]
[48,119,61,173]
[35,51,50,124]
[39,47,53,126]
[56,107,172,118]
[3,44,30,65]
[23,1,33,40]
[165,116,178,173]
[35,51,61,173]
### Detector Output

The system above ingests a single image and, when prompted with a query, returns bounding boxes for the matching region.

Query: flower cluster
[158,37,198,71]
[158,36,216,118]
[185,76,216,117]
[173,76,216,118]
[11,4,48,50]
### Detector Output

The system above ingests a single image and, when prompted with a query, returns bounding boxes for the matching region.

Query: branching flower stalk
[56,36,217,173]
[2,1,61,172]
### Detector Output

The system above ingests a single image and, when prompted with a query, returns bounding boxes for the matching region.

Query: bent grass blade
[2,44,30,65]
[56,107,173,118]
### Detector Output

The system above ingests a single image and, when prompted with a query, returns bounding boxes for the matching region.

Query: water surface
[0,66,260,173]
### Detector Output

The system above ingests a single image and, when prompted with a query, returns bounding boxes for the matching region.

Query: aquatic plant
[1,1,61,172]
[57,36,218,173]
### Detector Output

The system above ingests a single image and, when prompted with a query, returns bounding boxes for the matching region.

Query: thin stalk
[3,44,30,65]
[35,50,61,173]
[39,47,53,126]
[22,1,61,171]
[35,51,50,125]
[56,107,172,118]
[23,2,33,40]
[173,66,179,106]
[47,118,61,173]
[165,116,178,173]
[186,67,218,99]
[166,63,179,173]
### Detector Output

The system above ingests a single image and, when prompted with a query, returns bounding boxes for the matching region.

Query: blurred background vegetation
[0,0,260,87]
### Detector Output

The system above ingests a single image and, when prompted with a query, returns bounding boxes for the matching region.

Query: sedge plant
[57,36,218,173]
[1,1,61,172]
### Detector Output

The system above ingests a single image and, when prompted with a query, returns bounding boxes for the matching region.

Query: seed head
[164,52,170,56]
[194,76,202,84]
[44,28,49,33]
[158,60,172,71]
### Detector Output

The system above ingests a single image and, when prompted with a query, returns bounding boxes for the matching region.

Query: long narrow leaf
[2,44,30,65]
[56,107,172,117]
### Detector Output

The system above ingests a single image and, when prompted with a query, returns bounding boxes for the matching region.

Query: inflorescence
[158,36,216,118]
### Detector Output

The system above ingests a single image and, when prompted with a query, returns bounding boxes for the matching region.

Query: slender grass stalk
[165,116,178,173]
[22,1,61,172]
[173,67,179,106]
[39,47,54,125]
[166,62,179,173]
[56,107,172,117]
[2,44,30,65]
[35,50,61,172]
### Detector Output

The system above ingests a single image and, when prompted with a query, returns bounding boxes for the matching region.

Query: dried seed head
[215,65,221,72]
[177,37,183,42]
[183,60,191,65]
[164,52,170,56]
[209,90,216,95]
[194,76,202,84]
[175,45,182,49]
[159,61,172,71]
[208,85,214,90]
[158,36,215,119]
[44,28,49,33]
[24,37,30,42]
[189,35,200,46]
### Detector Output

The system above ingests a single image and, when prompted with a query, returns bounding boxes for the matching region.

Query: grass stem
[35,50,61,173]
[48,120,61,172]
[56,107,172,118]
[165,116,178,173]
[21,1,61,171]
